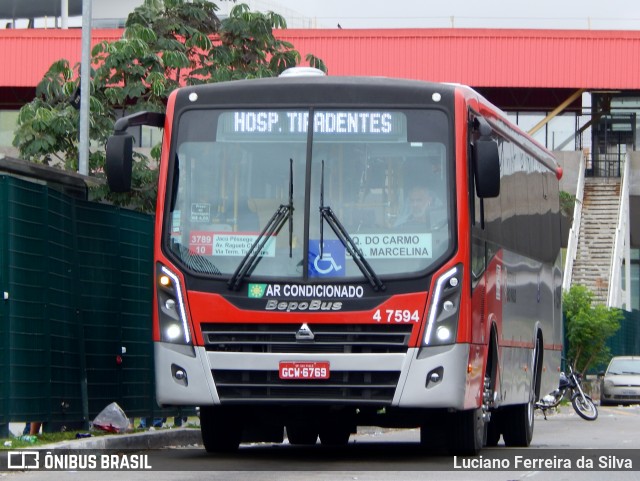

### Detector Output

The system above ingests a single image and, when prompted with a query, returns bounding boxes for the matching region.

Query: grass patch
[1,429,110,450]
[0,418,200,450]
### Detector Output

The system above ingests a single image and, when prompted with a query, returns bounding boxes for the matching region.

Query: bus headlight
[424,265,462,346]
[157,264,192,345]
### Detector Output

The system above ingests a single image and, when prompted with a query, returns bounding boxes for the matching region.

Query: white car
[600,356,640,406]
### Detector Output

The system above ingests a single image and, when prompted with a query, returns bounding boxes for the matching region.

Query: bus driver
[396,185,434,229]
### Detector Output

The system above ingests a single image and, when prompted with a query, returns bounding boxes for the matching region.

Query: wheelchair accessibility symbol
[314,251,342,274]
[309,240,345,277]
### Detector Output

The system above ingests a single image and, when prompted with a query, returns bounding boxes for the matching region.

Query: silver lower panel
[155,341,472,409]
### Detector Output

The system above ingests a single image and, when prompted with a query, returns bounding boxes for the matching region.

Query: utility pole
[61,0,68,29]
[78,0,92,176]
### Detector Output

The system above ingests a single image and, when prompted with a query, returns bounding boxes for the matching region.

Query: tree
[563,284,622,374]
[13,0,326,212]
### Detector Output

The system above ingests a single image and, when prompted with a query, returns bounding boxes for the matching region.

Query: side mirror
[472,139,500,198]
[106,133,134,192]
[105,111,165,193]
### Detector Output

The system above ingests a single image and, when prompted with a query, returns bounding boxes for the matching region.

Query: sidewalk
[38,426,203,450]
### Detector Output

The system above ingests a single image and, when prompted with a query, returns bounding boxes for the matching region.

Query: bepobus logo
[7,451,39,469]
[265,299,343,312]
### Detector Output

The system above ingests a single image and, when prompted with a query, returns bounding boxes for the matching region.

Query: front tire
[420,409,484,455]
[200,406,242,453]
[447,408,485,455]
[572,393,598,420]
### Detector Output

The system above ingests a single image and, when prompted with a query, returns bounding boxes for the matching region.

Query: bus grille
[201,323,413,354]
[212,369,400,403]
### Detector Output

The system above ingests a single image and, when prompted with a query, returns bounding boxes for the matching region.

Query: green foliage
[563,285,622,374]
[559,190,576,218]
[13,0,326,212]
[209,4,299,80]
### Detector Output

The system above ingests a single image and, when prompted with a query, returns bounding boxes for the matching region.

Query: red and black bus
[106,69,563,454]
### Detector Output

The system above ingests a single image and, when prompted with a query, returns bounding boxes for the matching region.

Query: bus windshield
[166,108,453,281]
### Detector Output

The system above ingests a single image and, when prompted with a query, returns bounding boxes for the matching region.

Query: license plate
[279,361,330,380]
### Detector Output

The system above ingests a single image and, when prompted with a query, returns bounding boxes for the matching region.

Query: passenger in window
[397,184,447,231]
[396,186,433,229]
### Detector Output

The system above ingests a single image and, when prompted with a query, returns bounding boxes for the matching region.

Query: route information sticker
[189,231,275,257]
[350,233,432,258]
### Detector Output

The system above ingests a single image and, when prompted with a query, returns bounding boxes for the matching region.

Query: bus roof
[168,75,560,177]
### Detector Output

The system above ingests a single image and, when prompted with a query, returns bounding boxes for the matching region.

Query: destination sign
[217,110,407,142]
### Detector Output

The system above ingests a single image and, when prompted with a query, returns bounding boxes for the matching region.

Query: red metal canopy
[1,27,640,90]
[279,29,640,90]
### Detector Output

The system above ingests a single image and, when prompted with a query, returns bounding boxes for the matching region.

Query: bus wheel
[502,400,534,446]
[286,424,318,445]
[319,425,351,446]
[200,406,242,453]
[503,337,539,447]
[448,408,484,455]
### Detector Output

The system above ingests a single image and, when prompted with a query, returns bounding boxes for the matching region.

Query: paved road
[5,405,640,481]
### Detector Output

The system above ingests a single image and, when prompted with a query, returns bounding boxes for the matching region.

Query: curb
[38,428,203,450]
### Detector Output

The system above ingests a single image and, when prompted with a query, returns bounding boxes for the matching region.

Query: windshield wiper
[319,160,385,292]
[228,159,294,291]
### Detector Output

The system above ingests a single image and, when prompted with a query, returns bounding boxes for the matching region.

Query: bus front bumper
[154,342,471,410]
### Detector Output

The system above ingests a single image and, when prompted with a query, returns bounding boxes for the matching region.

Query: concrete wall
[629,151,640,197]
[629,152,640,247]
[553,150,582,195]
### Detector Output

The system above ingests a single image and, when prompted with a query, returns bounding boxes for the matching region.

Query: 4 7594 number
[373,309,420,323]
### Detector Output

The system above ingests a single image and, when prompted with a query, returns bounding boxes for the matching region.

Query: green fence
[0,174,175,433]
[607,309,640,357]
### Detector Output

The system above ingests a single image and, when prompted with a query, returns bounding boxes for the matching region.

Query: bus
[106,69,563,455]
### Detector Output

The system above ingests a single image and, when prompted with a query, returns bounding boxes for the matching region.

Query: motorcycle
[535,362,598,421]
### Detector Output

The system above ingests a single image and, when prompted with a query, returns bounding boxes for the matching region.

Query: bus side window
[469,114,487,289]
[471,236,486,286]
[468,117,481,228]
[473,180,482,228]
